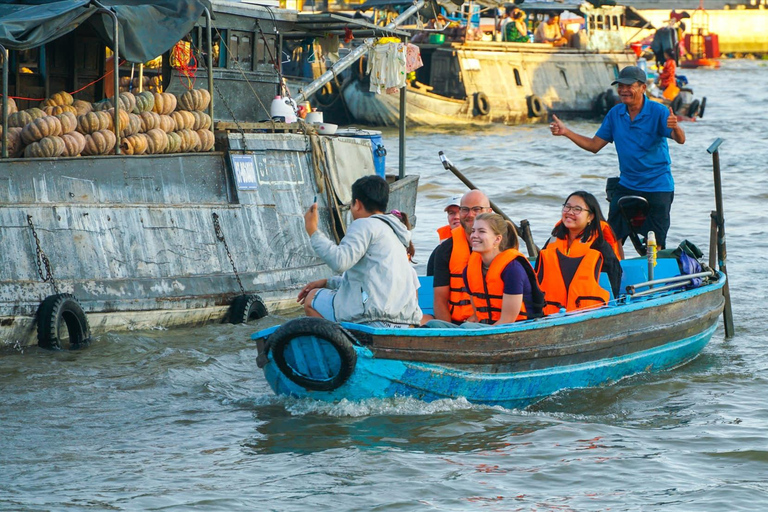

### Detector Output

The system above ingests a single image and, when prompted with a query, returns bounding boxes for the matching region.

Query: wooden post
[1,44,8,158]
[707,138,734,338]
[398,83,406,180]
[708,211,717,269]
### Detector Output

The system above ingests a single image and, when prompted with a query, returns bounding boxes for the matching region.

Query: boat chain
[212,212,246,295]
[26,215,60,295]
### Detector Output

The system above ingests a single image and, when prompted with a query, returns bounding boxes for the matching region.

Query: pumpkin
[106,108,130,132]
[157,114,176,133]
[171,110,195,131]
[61,131,86,157]
[178,88,211,112]
[165,131,182,153]
[82,129,117,156]
[21,115,63,145]
[145,128,167,154]
[24,136,66,158]
[0,126,23,157]
[197,129,215,152]
[173,129,196,152]
[121,113,142,137]
[55,111,78,135]
[119,92,137,113]
[77,111,112,134]
[92,99,112,112]
[3,96,19,115]
[121,133,149,155]
[8,108,46,128]
[133,91,155,114]
[41,91,74,107]
[151,92,177,115]
[43,105,78,116]
[73,99,93,117]
[139,111,161,132]
[190,111,212,131]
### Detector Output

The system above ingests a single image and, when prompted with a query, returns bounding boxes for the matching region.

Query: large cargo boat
[0,0,418,349]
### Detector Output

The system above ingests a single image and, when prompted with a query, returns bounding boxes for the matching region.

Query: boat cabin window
[513,68,522,87]
[229,30,254,71]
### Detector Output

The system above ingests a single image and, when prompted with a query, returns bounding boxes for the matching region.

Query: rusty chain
[26,215,60,295]
[212,212,245,295]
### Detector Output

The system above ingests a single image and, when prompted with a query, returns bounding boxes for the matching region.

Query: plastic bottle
[647,230,657,285]
[269,96,297,123]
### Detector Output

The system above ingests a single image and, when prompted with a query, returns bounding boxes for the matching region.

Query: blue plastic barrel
[337,129,386,178]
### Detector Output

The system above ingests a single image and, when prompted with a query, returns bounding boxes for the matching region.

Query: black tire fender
[604,89,618,109]
[687,99,701,118]
[473,92,490,116]
[37,293,90,350]
[229,294,268,324]
[594,92,610,116]
[698,97,706,118]
[670,94,683,114]
[527,94,544,118]
[267,317,358,391]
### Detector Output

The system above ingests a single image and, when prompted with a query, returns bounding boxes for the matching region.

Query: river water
[2,60,766,511]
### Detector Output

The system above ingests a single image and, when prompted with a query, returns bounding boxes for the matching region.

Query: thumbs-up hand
[550,114,567,136]
[667,106,678,130]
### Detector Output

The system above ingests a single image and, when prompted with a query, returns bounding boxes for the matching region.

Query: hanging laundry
[367,41,407,94]
[405,43,423,72]
[318,34,341,64]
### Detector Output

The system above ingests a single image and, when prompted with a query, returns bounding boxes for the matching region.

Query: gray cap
[444,194,462,211]
[611,66,647,85]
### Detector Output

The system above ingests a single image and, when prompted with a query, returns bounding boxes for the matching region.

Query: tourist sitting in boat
[534,12,567,47]
[427,194,462,277]
[297,175,422,328]
[659,49,677,90]
[535,191,622,314]
[430,190,492,324]
[505,10,529,43]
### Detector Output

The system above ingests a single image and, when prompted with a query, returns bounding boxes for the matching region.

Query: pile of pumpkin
[0,89,215,158]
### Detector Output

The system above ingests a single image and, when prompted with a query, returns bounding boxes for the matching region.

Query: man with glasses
[548,65,685,249]
[431,190,492,323]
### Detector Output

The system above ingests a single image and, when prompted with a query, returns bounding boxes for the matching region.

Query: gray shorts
[311,288,336,321]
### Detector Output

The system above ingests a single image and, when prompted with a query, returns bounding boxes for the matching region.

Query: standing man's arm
[304,203,369,273]
[667,107,685,144]
[550,114,609,154]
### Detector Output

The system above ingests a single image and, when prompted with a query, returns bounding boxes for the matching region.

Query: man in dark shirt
[431,190,492,323]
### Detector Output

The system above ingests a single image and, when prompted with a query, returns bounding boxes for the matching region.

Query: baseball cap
[444,194,462,211]
[611,66,647,85]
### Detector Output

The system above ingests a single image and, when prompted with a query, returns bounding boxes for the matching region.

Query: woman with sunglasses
[535,191,622,315]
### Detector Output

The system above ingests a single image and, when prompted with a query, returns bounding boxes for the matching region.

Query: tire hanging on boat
[698,97,707,118]
[267,317,358,392]
[687,99,701,118]
[670,95,683,115]
[527,95,544,118]
[229,294,268,324]
[473,92,490,116]
[594,92,611,116]
[36,293,91,350]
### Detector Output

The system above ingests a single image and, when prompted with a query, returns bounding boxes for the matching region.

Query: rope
[3,60,126,101]
[171,41,197,90]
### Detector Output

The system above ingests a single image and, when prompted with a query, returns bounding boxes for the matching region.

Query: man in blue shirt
[548,65,685,248]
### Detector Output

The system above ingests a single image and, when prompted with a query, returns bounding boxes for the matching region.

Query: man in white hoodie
[298,175,422,328]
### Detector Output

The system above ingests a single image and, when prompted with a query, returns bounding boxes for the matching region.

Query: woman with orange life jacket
[462,213,544,325]
[535,191,622,315]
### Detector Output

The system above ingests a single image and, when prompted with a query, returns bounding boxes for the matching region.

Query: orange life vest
[536,247,610,315]
[551,221,622,261]
[448,226,474,322]
[600,221,623,261]
[437,224,453,242]
[466,249,540,324]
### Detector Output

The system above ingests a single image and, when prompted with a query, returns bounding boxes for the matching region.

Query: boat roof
[0,0,211,62]
[281,11,411,39]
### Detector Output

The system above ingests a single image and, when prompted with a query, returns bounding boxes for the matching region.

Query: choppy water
[2,60,767,511]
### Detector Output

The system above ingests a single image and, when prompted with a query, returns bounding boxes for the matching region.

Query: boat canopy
[0,0,211,62]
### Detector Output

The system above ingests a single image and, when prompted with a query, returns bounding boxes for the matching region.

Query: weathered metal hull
[255,271,725,408]
[0,136,418,347]
[343,43,637,126]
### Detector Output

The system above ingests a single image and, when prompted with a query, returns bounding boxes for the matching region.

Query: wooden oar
[438,151,540,259]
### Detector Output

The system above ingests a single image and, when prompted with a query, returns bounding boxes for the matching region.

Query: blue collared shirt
[595,97,675,192]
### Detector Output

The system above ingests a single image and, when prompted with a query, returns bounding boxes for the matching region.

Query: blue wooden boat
[252,257,725,409]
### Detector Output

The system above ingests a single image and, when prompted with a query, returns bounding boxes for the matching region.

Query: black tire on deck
[687,99,701,118]
[698,97,707,118]
[670,95,683,114]
[37,293,91,350]
[229,294,268,324]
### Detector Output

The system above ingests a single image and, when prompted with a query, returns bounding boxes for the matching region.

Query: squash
[165,131,182,153]
[43,105,78,116]
[197,129,215,152]
[119,92,137,113]
[106,108,130,132]
[82,129,117,156]
[77,111,112,134]
[2,96,18,115]
[139,111,161,132]
[61,131,86,157]
[145,128,167,154]
[92,99,112,112]
[133,91,155,114]
[8,108,46,128]
[0,126,23,157]
[121,113,142,137]
[73,99,93,117]
[55,111,78,135]
[41,91,74,107]
[190,111,212,131]
[174,129,196,152]
[21,115,63,145]
[178,88,211,111]
[24,136,66,158]
[151,92,177,115]
[157,114,176,133]
[171,110,195,131]
[121,133,149,155]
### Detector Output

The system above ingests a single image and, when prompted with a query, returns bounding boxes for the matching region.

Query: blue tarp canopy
[0,0,211,63]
